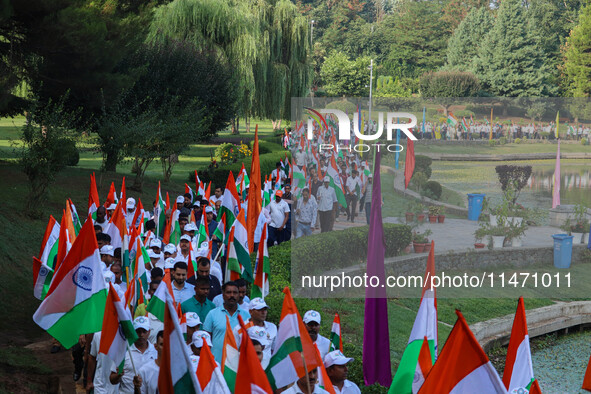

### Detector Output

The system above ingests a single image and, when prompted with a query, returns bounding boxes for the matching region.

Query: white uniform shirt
[233,320,278,369]
[346,176,361,195]
[315,334,331,360]
[94,219,110,232]
[90,333,119,394]
[268,199,290,228]
[138,359,159,394]
[335,380,362,394]
[148,313,163,344]
[282,384,329,394]
[112,342,157,394]
[316,185,337,212]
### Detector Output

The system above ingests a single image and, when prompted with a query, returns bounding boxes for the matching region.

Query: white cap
[150,239,162,249]
[303,310,321,324]
[148,249,161,259]
[192,331,212,348]
[163,244,177,254]
[184,223,198,232]
[193,201,201,207]
[185,312,201,328]
[205,206,213,213]
[164,258,175,269]
[176,195,185,204]
[107,203,117,210]
[249,298,269,311]
[126,197,136,210]
[247,326,270,347]
[368,173,373,178]
[324,350,354,368]
[133,316,150,331]
[100,245,114,256]
[180,234,192,242]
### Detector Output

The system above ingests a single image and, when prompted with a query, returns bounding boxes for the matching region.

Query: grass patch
[0,347,51,375]
[414,141,591,156]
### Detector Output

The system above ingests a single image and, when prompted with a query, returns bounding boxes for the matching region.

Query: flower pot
[428,215,437,223]
[584,233,589,244]
[490,215,498,226]
[474,242,485,249]
[492,236,505,248]
[417,214,425,223]
[511,237,523,247]
[571,232,583,244]
[405,212,414,223]
[413,242,426,253]
[437,214,445,223]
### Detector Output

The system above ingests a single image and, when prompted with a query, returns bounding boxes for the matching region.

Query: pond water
[431,159,591,210]
[531,331,591,393]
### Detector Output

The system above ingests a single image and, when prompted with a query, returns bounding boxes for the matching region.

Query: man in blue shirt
[202,281,250,363]
[171,262,194,304]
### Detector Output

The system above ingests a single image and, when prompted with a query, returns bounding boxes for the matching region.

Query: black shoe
[73,373,80,382]
[50,345,60,354]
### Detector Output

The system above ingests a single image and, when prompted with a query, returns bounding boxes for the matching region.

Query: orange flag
[120,176,126,207]
[88,173,100,215]
[314,343,336,394]
[234,315,273,394]
[204,182,211,202]
[64,202,77,243]
[247,125,262,252]
[105,182,117,209]
[583,353,591,391]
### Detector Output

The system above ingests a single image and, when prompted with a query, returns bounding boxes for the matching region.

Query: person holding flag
[324,350,361,394]
[345,169,361,222]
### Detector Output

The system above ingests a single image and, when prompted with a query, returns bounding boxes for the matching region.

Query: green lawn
[414,141,591,156]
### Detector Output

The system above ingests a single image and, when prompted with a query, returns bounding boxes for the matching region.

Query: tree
[441,0,489,33]
[474,0,557,96]
[445,7,494,72]
[381,0,451,79]
[562,1,591,96]
[419,71,480,115]
[149,0,311,131]
[100,40,237,189]
[320,51,371,96]
[18,96,79,218]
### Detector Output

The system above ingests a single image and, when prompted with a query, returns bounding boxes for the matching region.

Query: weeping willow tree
[149,0,312,132]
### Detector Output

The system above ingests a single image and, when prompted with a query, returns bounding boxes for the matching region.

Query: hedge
[290,223,412,278]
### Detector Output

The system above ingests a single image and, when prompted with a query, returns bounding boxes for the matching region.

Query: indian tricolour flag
[226,209,253,283]
[33,256,54,300]
[146,274,175,322]
[88,172,100,219]
[292,162,307,198]
[127,239,149,307]
[266,287,319,390]
[158,291,200,393]
[235,163,250,199]
[39,215,60,268]
[329,313,343,352]
[222,316,239,391]
[390,241,437,394]
[197,340,230,394]
[326,155,347,208]
[106,198,128,251]
[99,283,138,372]
[214,172,240,242]
[447,113,458,126]
[412,337,433,393]
[156,181,167,238]
[33,218,108,348]
[418,310,507,393]
[502,297,535,392]
[251,223,270,299]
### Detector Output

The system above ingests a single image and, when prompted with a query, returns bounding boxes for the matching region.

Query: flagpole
[126,343,138,376]
[300,352,312,394]
[213,243,225,263]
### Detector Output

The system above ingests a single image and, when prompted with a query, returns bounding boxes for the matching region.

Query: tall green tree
[381,0,451,79]
[474,0,557,96]
[320,51,370,96]
[563,1,591,96]
[149,0,311,129]
[445,7,494,71]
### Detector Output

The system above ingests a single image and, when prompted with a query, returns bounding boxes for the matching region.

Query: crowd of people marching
[34,127,371,393]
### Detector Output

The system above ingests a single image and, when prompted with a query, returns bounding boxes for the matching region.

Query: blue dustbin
[552,234,573,269]
[467,193,485,221]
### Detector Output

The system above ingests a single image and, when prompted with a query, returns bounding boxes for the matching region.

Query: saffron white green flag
[39,215,60,268]
[502,297,535,392]
[99,283,138,372]
[226,209,252,283]
[33,256,54,300]
[251,223,270,299]
[158,290,200,393]
[33,219,107,348]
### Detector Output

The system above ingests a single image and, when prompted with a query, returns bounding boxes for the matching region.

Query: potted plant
[570,221,586,244]
[507,219,528,247]
[571,204,590,244]
[405,202,415,223]
[412,229,432,253]
[428,206,439,223]
[437,206,446,223]
[490,226,508,248]
[474,228,486,249]
[415,202,426,223]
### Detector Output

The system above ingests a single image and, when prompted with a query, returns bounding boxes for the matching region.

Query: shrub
[422,180,442,200]
[489,140,498,147]
[290,224,412,278]
[61,138,80,166]
[514,138,521,144]
[215,142,251,165]
[414,155,432,170]
[411,171,429,192]
[499,136,507,145]
[250,140,280,155]
[582,138,588,145]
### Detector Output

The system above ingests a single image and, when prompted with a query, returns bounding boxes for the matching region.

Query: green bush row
[290,223,412,278]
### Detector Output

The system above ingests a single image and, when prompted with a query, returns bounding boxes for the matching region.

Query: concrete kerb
[471,301,591,352]
[383,165,469,218]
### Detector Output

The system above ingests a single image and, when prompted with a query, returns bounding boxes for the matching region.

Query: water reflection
[527,170,591,191]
